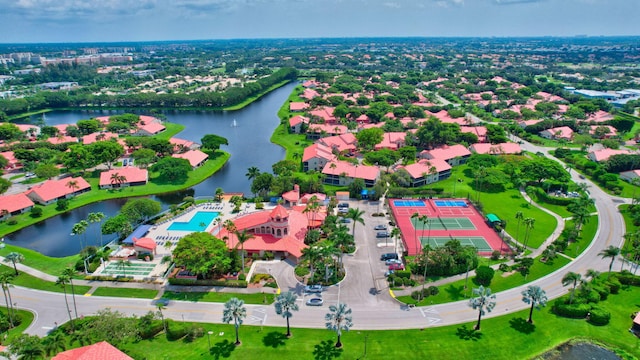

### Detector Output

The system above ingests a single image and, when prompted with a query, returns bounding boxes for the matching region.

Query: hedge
[395,270,412,279]
[587,306,611,326]
[140,321,164,340]
[167,278,248,287]
[526,186,575,206]
[84,275,133,282]
[552,301,591,318]
[166,320,188,341]
[616,271,640,286]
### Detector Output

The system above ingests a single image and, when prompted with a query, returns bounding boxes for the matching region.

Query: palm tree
[234,229,254,274]
[274,291,299,337]
[43,332,66,357]
[245,166,260,181]
[62,267,79,319]
[468,285,496,331]
[345,208,365,238]
[157,302,167,333]
[4,252,24,275]
[117,259,131,277]
[17,341,44,360]
[71,220,89,251]
[56,274,75,331]
[411,212,420,254]
[87,212,106,247]
[390,227,401,253]
[599,245,620,279]
[223,219,237,235]
[585,269,601,282]
[215,187,224,202]
[521,285,548,323]
[303,195,320,228]
[301,246,323,281]
[0,273,15,328]
[514,211,524,247]
[562,271,582,304]
[523,217,535,251]
[222,297,247,346]
[325,303,354,348]
[66,180,79,193]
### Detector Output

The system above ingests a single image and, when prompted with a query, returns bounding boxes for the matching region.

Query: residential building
[99,167,149,189]
[172,149,209,168]
[420,144,471,166]
[26,177,91,205]
[322,160,379,187]
[302,143,336,172]
[539,126,574,140]
[289,115,309,134]
[469,142,522,155]
[52,341,133,360]
[587,148,632,162]
[0,193,35,219]
[398,158,452,187]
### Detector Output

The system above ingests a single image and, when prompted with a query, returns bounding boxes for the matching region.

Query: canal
[5,82,296,256]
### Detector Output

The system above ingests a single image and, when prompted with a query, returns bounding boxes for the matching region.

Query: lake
[4,82,295,256]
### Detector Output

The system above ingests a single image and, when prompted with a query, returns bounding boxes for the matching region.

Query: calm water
[6,82,294,256]
[542,342,622,360]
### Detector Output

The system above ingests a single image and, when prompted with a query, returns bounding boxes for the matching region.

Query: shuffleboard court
[101,262,157,276]
[420,236,493,252]
[410,217,476,230]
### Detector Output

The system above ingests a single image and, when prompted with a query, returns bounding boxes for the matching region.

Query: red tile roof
[270,205,289,219]
[470,142,522,155]
[374,132,406,150]
[289,102,310,111]
[308,124,348,135]
[422,144,471,161]
[0,193,34,214]
[460,126,487,141]
[401,159,451,179]
[138,121,165,135]
[99,167,148,187]
[47,135,78,145]
[282,186,300,203]
[303,143,335,162]
[322,160,379,181]
[52,341,133,360]
[588,148,631,162]
[540,126,573,140]
[133,237,156,250]
[309,106,336,122]
[172,150,208,167]
[27,177,91,203]
[82,132,119,145]
[318,133,356,153]
[289,115,309,127]
[429,110,467,125]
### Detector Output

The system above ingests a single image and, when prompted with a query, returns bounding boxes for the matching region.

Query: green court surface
[420,236,493,252]
[101,262,157,276]
[410,217,476,230]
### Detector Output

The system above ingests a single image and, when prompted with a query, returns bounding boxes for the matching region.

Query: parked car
[374,225,387,231]
[385,259,402,266]
[306,297,324,306]
[380,253,398,261]
[388,263,405,271]
[338,203,349,208]
[384,270,395,277]
[376,231,390,238]
[25,172,35,178]
[338,208,349,214]
[304,284,323,293]
[340,218,351,223]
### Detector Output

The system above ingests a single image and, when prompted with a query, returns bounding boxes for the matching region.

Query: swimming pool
[168,211,219,231]
[393,200,426,207]
[434,200,467,207]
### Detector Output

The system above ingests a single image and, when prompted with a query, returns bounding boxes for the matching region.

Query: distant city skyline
[0,0,637,44]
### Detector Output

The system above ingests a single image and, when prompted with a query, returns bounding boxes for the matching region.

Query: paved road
[8,138,627,337]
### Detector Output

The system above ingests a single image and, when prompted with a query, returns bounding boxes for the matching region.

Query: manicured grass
[114,285,640,360]
[270,123,313,161]
[2,309,35,342]
[397,254,571,305]
[0,265,91,294]
[162,291,276,305]
[225,80,291,111]
[91,287,159,299]
[563,216,598,258]
[0,247,79,276]
[0,151,230,245]
[150,122,185,140]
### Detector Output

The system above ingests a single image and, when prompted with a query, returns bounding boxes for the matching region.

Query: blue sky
[0,0,636,43]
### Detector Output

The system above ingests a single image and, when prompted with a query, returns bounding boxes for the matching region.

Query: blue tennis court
[434,200,467,207]
[393,199,426,207]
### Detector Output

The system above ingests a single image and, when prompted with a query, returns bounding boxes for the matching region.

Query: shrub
[255,202,264,209]
[411,290,425,301]
[474,265,495,286]
[490,250,501,261]
[238,273,246,281]
[6,217,18,226]
[552,300,591,318]
[294,266,310,277]
[167,278,248,287]
[140,322,164,339]
[395,270,411,279]
[138,253,154,261]
[166,321,188,341]
[498,263,511,272]
[428,286,439,296]
[605,278,621,294]
[162,255,172,264]
[30,207,43,217]
[56,198,69,211]
[185,326,204,342]
[592,285,610,301]
[587,306,611,326]
[616,271,640,286]
[264,281,278,288]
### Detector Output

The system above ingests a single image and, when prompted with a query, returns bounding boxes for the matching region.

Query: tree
[62,267,79,319]
[234,229,253,274]
[521,285,548,324]
[274,291,299,337]
[83,308,139,346]
[301,245,323,281]
[4,252,24,276]
[468,285,496,331]
[344,207,365,237]
[157,302,167,333]
[599,245,620,279]
[131,148,157,168]
[562,271,582,304]
[9,334,44,360]
[245,166,260,181]
[101,214,133,239]
[355,127,384,151]
[523,217,536,250]
[0,178,11,194]
[251,172,274,199]
[173,232,232,278]
[325,303,353,348]
[121,198,161,224]
[34,163,60,179]
[201,134,229,150]
[151,156,192,182]
[42,331,66,356]
[215,187,225,202]
[87,140,124,169]
[0,273,16,328]
[87,212,105,246]
[514,211,524,248]
[56,274,75,331]
[109,172,127,187]
[71,220,89,250]
[222,298,247,346]
[474,265,495,287]
[64,144,95,173]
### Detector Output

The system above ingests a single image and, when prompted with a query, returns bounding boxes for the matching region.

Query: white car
[304,284,323,293]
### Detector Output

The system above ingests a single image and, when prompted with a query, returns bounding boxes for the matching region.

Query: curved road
[9,139,627,337]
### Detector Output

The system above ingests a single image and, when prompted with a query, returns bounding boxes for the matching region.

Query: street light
[207,330,213,348]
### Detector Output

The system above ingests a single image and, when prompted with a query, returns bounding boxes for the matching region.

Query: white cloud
[2,0,157,20]
[383,2,401,8]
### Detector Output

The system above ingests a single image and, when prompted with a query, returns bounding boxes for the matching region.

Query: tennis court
[420,236,493,252]
[434,200,467,207]
[393,199,426,207]
[410,217,476,230]
[100,261,157,277]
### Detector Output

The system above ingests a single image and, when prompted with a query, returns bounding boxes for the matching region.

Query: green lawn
[150,122,185,140]
[225,80,291,111]
[91,287,159,299]
[162,291,276,305]
[397,254,571,305]
[114,285,640,360]
[2,309,35,342]
[0,265,91,294]
[563,216,598,258]
[0,247,79,276]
